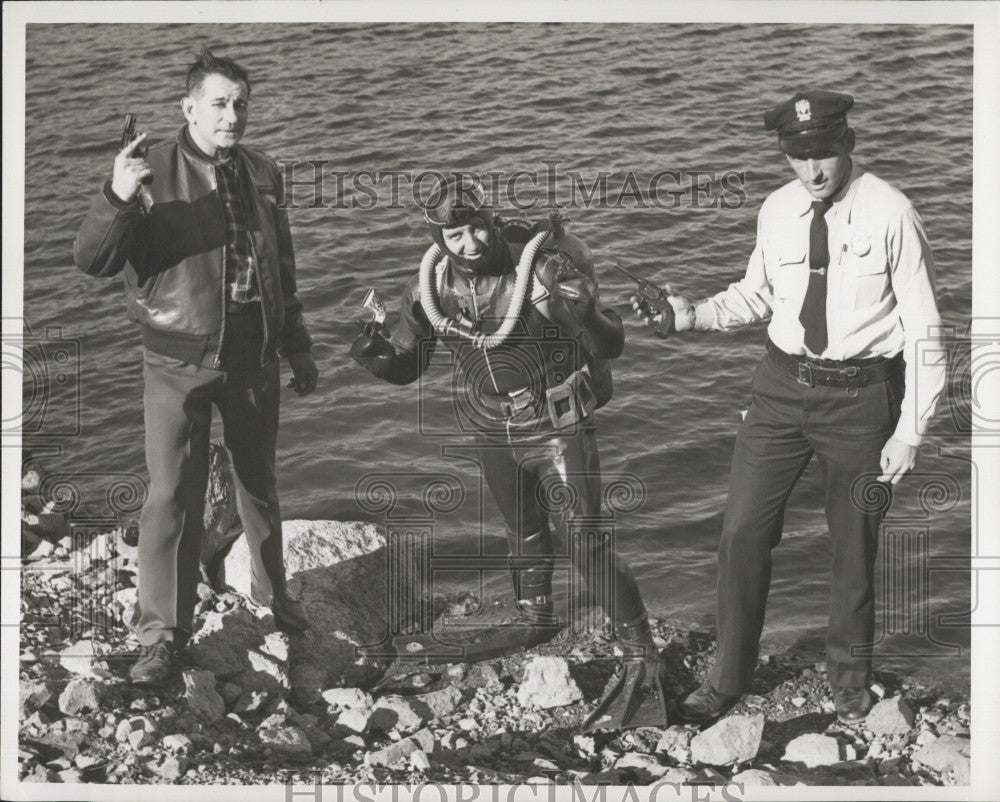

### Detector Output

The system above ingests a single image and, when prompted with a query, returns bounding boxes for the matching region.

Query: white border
[3,2,998,801]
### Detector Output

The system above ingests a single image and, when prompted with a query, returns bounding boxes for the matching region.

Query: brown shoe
[129,642,177,688]
[832,685,873,723]
[677,682,739,723]
[271,593,310,633]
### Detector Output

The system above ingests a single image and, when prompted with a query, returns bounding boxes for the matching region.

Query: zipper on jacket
[210,163,227,370]
[469,276,500,394]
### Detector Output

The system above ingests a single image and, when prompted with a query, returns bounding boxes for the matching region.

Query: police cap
[764,90,854,155]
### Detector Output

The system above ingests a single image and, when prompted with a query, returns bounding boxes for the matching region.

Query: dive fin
[581,654,669,732]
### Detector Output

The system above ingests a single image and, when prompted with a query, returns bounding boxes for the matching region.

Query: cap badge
[795,98,812,122]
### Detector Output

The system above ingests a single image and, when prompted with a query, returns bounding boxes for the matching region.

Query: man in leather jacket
[351,176,666,730]
[73,47,318,687]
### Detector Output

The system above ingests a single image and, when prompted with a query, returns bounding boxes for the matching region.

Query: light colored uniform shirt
[693,161,945,447]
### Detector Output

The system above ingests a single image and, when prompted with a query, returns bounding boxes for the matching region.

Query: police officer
[635,90,946,723]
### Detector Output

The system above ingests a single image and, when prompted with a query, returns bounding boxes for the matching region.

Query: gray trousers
[708,348,903,694]
[136,340,286,646]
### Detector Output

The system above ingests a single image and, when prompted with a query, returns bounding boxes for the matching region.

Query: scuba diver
[350,175,667,731]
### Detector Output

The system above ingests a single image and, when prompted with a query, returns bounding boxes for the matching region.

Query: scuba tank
[498,211,615,410]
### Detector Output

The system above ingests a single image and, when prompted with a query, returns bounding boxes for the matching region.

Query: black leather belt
[766,340,902,389]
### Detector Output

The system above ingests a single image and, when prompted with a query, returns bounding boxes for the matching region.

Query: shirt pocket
[769,249,808,302]
[844,238,890,310]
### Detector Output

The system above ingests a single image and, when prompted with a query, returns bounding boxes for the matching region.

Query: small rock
[690,714,764,765]
[867,740,885,759]
[259,725,312,759]
[614,752,671,781]
[162,734,193,754]
[516,657,582,709]
[416,685,462,720]
[57,640,110,678]
[370,695,429,733]
[731,768,777,786]
[573,734,596,757]
[58,678,110,716]
[218,682,243,707]
[182,669,225,723]
[321,687,373,710]
[157,756,189,781]
[656,725,695,763]
[234,690,268,714]
[783,733,840,768]
[458,718,478,731]
[409,749,431,771]
[116,715,157,746]
[867,697,915,737]
[20,680,52,719]
[844,744,858,761]
[366,727,435,768]
[463,663,501,690]
[336,708,372,733]
[260,631,289,663]
[870,682,886,699]
[791,696,806,708]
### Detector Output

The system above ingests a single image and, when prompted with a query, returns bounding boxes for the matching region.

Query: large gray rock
[417,686,463,720]
[182,669,225,724]
[321,687,373,710]
[912,735,970,784]
[370,695,430,734]
[225,519,399,700]
[259,725,312,759]
[690,714,764,766]
[58,678,112,716]
[782,733,841,767]
[516,656,583,709]
[866,696,915,737]
[188,608,264,679]
[366,727,436,768]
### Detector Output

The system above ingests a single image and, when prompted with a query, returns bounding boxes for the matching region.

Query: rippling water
[23,23,972,688]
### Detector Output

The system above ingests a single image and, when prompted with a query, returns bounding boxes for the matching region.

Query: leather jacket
[73,126,311,368]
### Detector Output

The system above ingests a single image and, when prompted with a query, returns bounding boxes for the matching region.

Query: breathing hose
[418,228,550,351]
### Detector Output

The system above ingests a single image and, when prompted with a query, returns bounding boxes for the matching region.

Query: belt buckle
[797,361,814,387]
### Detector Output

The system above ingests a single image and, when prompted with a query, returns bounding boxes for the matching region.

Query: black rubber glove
[350,321,395,361]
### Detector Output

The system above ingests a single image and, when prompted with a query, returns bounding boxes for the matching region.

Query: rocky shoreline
[19,462,971,789]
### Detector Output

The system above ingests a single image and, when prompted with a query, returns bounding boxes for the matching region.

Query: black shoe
[677,682,739,723]
[272,592,310,633]
[832,685,873,723]
[129,642,177,687]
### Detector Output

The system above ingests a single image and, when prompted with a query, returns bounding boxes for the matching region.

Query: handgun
[120,114,148,158]
[612,262,675,339]
[120,113,153,211]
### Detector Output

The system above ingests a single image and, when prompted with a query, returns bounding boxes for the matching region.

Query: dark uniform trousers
[136,308,287,647]
[708,346,904,695]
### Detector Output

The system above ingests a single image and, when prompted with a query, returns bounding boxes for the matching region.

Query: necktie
[799,200,833,355]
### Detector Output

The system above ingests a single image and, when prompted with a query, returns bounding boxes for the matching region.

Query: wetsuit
[352,218,648,634]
